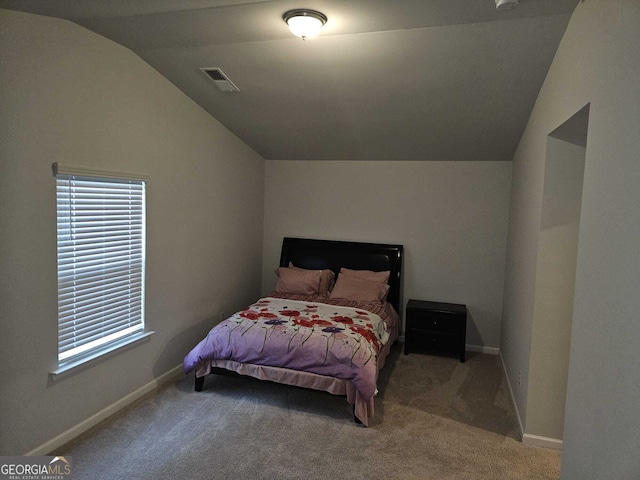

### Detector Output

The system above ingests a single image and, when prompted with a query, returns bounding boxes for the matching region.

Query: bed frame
[194,237,404,421]
[279,237,403,316]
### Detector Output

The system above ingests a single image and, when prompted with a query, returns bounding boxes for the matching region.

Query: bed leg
[195,375,204,392]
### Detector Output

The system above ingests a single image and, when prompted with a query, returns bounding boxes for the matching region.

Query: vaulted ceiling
[0,0,578,160]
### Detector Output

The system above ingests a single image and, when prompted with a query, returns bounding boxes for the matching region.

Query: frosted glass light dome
[495,0,519,10]
[283,10,327,40]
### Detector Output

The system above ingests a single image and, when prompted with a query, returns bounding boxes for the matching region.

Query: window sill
[50,331,155,377]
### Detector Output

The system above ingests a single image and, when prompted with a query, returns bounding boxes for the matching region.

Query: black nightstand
[404,299,467,362]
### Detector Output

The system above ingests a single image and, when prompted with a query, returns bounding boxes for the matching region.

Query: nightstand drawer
[406,311,461,334]
[407,329,458,352]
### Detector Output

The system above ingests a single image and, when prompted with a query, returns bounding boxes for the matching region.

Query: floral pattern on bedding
[183,297,391,401]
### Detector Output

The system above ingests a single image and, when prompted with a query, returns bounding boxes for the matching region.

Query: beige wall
[263,160,512,349]
[0,10,265,454]
[501,0,640,476]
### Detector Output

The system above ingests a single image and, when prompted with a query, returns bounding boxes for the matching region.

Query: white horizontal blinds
[56,171,146,363]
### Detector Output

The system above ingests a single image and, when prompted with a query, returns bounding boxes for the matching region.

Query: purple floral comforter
[183,297,394,401]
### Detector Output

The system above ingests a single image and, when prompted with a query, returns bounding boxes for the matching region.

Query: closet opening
[525,104,589,448]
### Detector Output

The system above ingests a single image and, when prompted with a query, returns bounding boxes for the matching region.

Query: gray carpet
[58,347,561,479]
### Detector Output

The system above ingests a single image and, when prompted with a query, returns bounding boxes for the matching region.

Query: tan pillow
[329,275,390,303]
[340,267,390,284]
[274,267,321,295]
[289,262,335,296]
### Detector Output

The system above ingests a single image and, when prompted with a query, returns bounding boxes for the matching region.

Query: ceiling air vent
[199,67,240,92]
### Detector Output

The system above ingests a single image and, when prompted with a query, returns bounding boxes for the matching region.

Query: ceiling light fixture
[495,0,519,10]
[283,9,327,40]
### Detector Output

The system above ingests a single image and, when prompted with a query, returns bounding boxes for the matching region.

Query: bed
[183,237,403,425]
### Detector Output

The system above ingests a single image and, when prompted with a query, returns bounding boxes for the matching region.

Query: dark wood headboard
[279,237,404,317]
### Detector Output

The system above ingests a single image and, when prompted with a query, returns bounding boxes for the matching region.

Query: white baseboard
[499,351,525,440]
[466,344,500,355]
[523,433,563,450]
[398,337,499,356]
[26,364,184,456]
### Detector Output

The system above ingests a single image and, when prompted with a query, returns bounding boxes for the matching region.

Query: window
[53,163,151,373]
